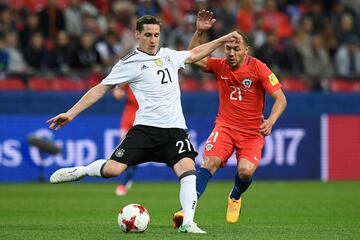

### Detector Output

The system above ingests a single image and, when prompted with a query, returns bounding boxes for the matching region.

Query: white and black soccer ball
[118,203,150,233]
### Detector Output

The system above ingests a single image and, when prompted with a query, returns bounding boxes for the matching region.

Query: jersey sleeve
[206,57,221,74]
[257,61,282,95]
[166,48,191,69]
[101,61,134,85]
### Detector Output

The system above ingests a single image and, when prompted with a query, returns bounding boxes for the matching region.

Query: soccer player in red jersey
[113,85,139,196]
[173,10,287,227]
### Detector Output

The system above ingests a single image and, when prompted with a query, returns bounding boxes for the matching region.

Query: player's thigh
[204,126,235,167]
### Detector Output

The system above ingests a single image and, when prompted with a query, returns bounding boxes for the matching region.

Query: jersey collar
[136,48,160,56]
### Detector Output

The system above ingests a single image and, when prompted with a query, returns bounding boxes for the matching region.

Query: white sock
[84,159,107,177]
[179,175,197,225]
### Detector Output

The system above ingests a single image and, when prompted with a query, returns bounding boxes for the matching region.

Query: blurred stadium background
[0,0,359,182]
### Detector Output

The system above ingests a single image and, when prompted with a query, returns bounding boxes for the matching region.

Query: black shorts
[110,125,198,168]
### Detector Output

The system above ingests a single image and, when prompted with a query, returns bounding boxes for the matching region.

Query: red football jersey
[207,55,282,134]
[121,85,138,131]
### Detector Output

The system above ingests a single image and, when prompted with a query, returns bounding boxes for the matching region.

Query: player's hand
[113,87,126,100]
[223,31,241,44]
[196,9,216,32]
[46,113,73,130]
[260,116,273,136]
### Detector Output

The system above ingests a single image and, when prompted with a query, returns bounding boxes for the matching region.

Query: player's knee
[238,170,252,180]
[101,161,125,177]
[237,166,253,180]
[102,166,118,177]
[238,158,257,180]
[201,156,221,174]
[173,157,195,176]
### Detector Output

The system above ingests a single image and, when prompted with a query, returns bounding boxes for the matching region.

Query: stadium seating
[8,0,67,11]
[202,79,217,92]
[353,82,360,92]
[180,78,201,92]
[84,74,103,89]
[0,77,25,91]
[330,79,360,92]
[281,77,309,92]
[28,77,52,91]
[51,77,86,91]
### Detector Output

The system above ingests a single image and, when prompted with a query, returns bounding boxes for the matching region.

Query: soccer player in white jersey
[47,15,241,234]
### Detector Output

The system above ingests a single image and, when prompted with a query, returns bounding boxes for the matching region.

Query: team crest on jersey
[242,78,253,88]
[154,59,163,67]
[205,143,213,151]
[115,148,125,158]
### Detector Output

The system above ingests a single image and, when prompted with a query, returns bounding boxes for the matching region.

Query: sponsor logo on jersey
[268,73,279,86]
[220,75,229,80]
[141,65,148,70]
[205,143,213,151]
[242,78,253,88]
[154,59,163,67]
[115,148,125,158]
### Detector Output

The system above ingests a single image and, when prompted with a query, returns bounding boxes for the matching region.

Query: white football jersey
[101,48,191,129]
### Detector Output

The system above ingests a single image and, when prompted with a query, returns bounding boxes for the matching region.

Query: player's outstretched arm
[47,83,112,130]
[260,89,287,136]
[186,31,240,64]
[188,9,216,70]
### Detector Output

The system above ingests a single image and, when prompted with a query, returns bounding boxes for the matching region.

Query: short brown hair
[237,31,250,46]
[136,15,161,32]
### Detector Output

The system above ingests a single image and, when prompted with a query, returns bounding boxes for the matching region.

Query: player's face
[136,24,160,55]
[224,40,249,69]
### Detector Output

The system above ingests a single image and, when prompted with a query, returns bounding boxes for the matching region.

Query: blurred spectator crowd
[0,0,359,92]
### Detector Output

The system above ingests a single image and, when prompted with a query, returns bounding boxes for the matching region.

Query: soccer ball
[118,203,150,233]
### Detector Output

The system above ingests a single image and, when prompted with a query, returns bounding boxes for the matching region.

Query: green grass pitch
[1,181,359,240]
